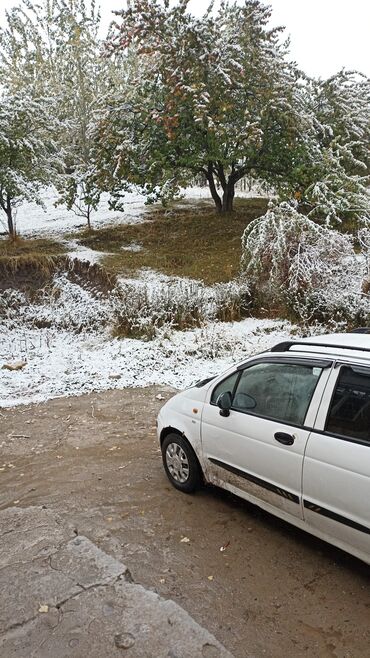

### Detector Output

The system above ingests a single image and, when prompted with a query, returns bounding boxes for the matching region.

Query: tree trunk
[87,205,91,230]
[6,194,15,238]
[221,181,235,213]
[205,163,222,212]
[0,191,15,237]
[204,164,236,213]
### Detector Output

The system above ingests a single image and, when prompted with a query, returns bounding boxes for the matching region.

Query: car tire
[161,433,202,493]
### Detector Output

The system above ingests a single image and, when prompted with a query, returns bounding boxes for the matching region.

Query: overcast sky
[1,0,369,79]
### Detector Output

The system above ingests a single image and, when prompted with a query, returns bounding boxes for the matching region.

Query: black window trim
[210,370,242,406]
[322,363,370,446]
[310,428,370,448]
[210,357,333,429]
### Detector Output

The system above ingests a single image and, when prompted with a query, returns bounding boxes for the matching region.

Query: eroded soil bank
[1,387,370,658]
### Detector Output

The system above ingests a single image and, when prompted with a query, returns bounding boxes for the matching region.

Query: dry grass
[0,236,66,258]
[0,240,116,292]
[0,236,66,290]
[0,254,66,291]
[75,198,268,284]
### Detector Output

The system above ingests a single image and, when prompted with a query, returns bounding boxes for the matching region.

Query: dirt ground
[1,386,370,658]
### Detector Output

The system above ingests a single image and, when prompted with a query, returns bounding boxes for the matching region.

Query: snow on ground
[62,238,110,264]
[5,184,267,240]
[0,319,293,407]
[7,187,149,238]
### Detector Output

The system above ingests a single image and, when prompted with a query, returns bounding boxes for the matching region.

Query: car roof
[271,333,370,362]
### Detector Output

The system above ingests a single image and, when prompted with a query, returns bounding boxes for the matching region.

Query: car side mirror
[217,391,232,417]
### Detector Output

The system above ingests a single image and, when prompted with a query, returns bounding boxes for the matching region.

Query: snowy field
[0,319,293,407]
[0,185,293,408]
[0,269,294,407]
[4,185,265,238]
[4,188,149,238]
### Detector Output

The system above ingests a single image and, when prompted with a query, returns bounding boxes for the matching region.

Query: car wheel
[161,433,202,493]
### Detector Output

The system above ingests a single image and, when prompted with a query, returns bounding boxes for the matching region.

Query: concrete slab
[50,534,128,588]
[0,507,234,658]
[0,506,70,568]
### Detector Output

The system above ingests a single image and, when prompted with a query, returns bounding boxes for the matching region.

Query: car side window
[211,371,239,404]
[232,362,323,426]
[326,366,370,443]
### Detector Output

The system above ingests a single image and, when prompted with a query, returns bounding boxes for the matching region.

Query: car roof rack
[271,340,370,355]
[350,327,370,334]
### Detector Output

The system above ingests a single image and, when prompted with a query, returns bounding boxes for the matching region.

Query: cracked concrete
[0,506,234,658]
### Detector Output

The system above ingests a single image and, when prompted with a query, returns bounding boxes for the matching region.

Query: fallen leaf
[207,575,214,581]
[2,360,27,371]
[38,605,49,613]
[220,541,230,552]
[107,517,113,522]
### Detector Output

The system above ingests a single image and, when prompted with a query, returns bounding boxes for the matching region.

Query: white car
[157,333,370,565]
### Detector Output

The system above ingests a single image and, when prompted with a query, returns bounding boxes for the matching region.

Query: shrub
[241,201,369,326]
[111,277,251,339]
[358,227,370,293]
[111,280,208,339]
[212,279,251,323]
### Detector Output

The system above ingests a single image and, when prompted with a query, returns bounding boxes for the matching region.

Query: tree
[97,0,308,213]
[295,71,370,226]
[0,93,61,238]
[46,0,111,229]
[0,2,62,237]
[0,0,112,231]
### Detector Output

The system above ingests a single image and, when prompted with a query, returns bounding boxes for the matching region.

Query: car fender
[158,390,208,470]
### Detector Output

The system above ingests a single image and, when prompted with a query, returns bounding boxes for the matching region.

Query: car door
[201,357,332,520]
[303,363,370,561]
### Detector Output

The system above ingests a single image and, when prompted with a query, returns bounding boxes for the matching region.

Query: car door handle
[274,432,295,446]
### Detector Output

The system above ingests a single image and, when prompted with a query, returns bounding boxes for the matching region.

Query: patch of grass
[75,197,268,284]
[0,253,67,291]
[0,236,66,258]
[0,236,68,290]
[0,236,67,291]
[0,236,116,292]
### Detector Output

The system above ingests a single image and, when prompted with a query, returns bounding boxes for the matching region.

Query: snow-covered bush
[241,202,369,326]
[0,289,27,323]
[212,279,251,322]
[111,277,251,339]
[0,274,113,332]
[358,227,370,293]
[0,258,251,340]
[111,280,207,339]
